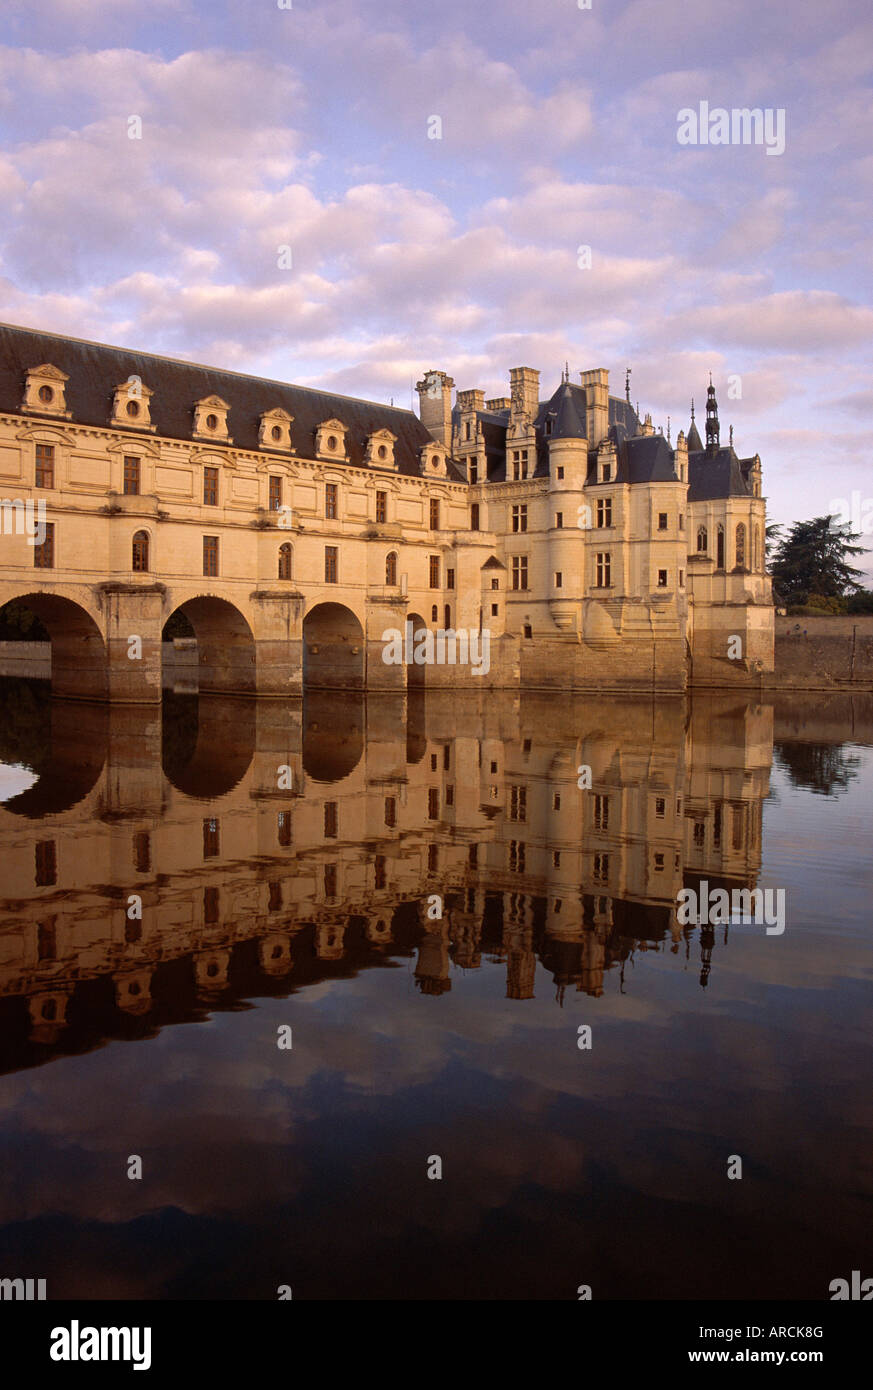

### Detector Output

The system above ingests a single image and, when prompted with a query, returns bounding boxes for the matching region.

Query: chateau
[0,323,773,701]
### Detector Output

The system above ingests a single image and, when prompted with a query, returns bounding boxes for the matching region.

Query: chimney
[580,368,609,447]
[509,367,539,421]
[416,370,455,447]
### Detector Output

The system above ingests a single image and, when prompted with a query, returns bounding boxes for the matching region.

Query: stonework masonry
[0,324,774,701]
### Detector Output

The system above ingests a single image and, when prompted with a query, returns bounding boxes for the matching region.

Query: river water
[0,680,870,1300]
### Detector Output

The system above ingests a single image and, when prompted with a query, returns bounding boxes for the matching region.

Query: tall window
[697,524,708,553]
[429,555,440,588]
[384,796,396,828]
[511,555,528,590]
[430,498,440,530]
[34,522,54,568]
[385,551,397,585]
[35,840,57,886]
[512,450,529,481]
[35,443,54,488]
[717,525,725,568]
[658,512,668,531]
[469,460,478,484]
[269,475,282,510]
[446,568,455,590]
[203,466,218,505]
[595,551,611,588]
[509,785,527,821]
[376,490,387,524]
[471,503,480,530]
[512,504,528,533]
[735,522,746,569]
[132,530,149,572]
[203,535,219,576]
[324,802,338,838]
[278,542,293,579]
[753,525,760,570]
[123,455,140,495]
[324,546,338,583]
[203,817,220,858]
[325,482,338,518]
[596,497,612,527]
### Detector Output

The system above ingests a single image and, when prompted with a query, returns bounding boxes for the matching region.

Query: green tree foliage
[770,515,866,605]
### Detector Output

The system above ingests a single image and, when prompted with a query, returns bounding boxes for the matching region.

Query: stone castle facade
[0,323,773,701]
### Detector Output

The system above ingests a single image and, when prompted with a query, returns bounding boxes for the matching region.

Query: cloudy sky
[0,0,871,568]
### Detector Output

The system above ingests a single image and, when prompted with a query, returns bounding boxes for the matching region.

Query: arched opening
[132,530,149,572]
[696,524,707,553]
[278,543,293,580]
[716,525,725,569]
[162,596,256,695]
[405,611,427,692]
[0,593,107,700]
[735,522,746,570]
[385,551,397,586]
[302,602,364,690]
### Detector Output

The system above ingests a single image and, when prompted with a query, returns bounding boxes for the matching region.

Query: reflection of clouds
[0,761,38,800]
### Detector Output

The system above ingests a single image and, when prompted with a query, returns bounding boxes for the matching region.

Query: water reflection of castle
[0,685,773,1068]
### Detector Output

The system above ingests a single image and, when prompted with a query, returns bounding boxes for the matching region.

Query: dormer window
[420,443,447,477]
[111,377,155,431]
[315,418,349,461]
[193,395,231,442]
[365,428,398,469]
[22,364,70,418]
[259,408,294,452]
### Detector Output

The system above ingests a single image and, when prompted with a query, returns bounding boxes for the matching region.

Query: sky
[0,0,871,574]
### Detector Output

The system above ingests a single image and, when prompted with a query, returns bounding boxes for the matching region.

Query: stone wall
[771,615,873,691]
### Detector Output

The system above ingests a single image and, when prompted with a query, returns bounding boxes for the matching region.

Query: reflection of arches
[132,529,149,572]
[386,551,397,586]
[164,596,256,694]
[162,691,255,798]
[0,687,107,817]
[278,543,293,580]
[0,592,107,700]
[303,603,364,690]
[302,691,363,781]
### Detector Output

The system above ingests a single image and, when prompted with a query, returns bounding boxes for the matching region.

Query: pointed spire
[550,381,586,439]
[686,396,703,452]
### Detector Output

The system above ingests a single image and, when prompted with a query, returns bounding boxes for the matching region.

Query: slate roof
[686,419,703,452]
[687,446,753,501]
[0,322,461,479]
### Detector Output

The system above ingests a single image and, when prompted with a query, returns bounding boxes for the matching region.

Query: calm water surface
[0,680,870,1300]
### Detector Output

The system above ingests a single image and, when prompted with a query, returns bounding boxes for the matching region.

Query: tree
[769,515,867,605]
